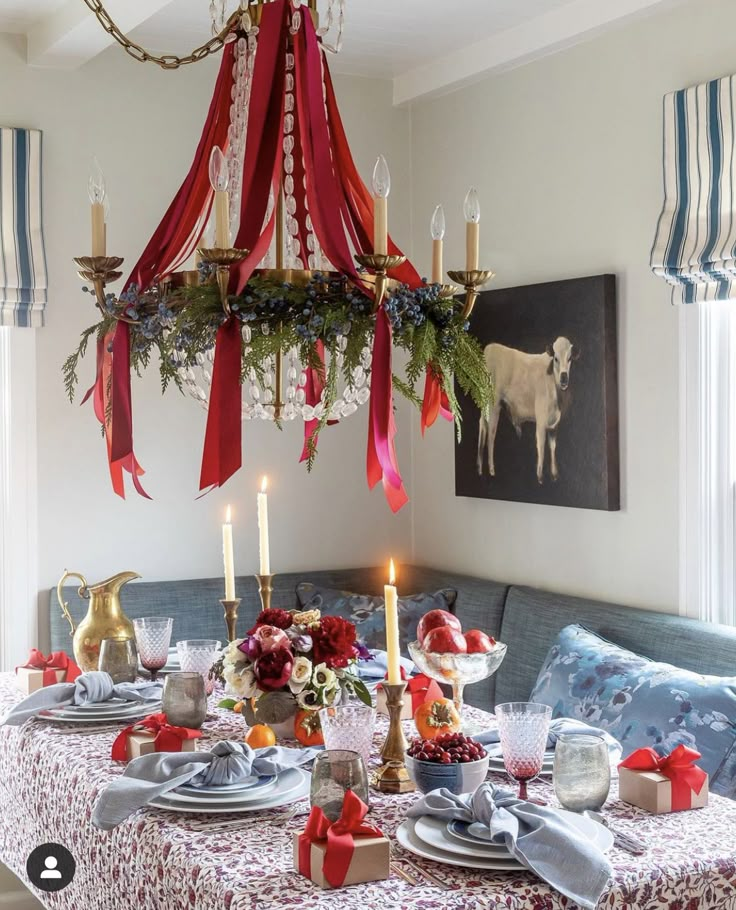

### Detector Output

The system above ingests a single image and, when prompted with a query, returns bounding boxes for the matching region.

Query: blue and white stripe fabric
[651,76,736,304]
[0,128,47,327]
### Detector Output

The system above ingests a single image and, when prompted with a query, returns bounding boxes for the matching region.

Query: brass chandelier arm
[81,0,243,69]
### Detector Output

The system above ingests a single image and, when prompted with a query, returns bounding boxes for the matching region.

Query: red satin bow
[420,367,453,436]
[17,650,81,686]
[619,744,707,811]
[378,669,444,712]
[111,712,202,762]
[298,790,383,888]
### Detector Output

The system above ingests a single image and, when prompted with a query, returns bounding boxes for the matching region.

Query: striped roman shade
[651,75,736,304]
[0,128,47,327]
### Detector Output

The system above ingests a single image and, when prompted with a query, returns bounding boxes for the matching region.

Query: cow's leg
[487,402,501,476]
[477,416,488,475]
[549,430,558,481]
[535,422,547,484]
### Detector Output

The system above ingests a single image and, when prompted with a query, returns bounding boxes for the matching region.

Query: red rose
[248,608,293,634]
[311,616,357,669]
[253,649,294,691]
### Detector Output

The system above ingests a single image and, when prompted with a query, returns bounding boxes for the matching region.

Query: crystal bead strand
[284,348,299,420]
[227,36,252,235]
[282,49,300,268]
[321,0,345,54]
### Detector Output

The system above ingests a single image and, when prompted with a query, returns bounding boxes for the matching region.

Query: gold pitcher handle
[56,570,89,637]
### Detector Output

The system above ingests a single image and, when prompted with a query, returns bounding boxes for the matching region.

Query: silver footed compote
[408,640,507,734]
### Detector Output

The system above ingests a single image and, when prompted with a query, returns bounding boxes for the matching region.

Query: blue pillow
[295,583,457,656]
[530,623,736,798]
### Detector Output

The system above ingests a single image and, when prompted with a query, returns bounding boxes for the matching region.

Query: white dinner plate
[180,776,273,795]
[172,775,278,804]
[396,819,521,871]
[448,813,613,852]
[150,768,310,815]
[414,816,511,858]
[55,699,160,717]
[38,703,162,724]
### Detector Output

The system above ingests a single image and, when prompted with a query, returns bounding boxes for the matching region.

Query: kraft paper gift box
[293,831,390,889]
[618,745,709,814]
[376,674,444,720]
[124,731,198,762]
[16,667,67,695]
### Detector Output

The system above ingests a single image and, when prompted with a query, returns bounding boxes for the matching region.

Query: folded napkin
[357,650,415,679]
[477,716,622,762]
[408,783,612,909]
[0,671,163,727]
[92,740,319,830]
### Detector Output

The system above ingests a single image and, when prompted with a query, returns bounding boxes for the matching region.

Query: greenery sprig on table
[63,270,493,463]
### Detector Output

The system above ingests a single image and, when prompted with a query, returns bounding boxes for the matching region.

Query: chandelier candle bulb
[372,155,390,256]
[209,145,230,248]
[430,204,445,285]
[257,476,270,576]
[88,158,107,258]
[464,187,481,272]
[384,558,401,685]
[222,505,235,602]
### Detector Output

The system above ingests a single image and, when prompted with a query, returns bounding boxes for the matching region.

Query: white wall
[0,34,414,600]
[406,0,736,612]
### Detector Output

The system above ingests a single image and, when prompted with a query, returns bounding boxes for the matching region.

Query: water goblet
[133,617,173,681]
[98,637,138,684]
[162,672,207,729]
[176,639,222,695]
[553,733,611,812]
[495,702,552,802]
[310,750,369,822]
[319,705,375,766]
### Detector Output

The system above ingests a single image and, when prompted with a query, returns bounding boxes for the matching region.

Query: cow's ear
[546,343,554,357]
[546,349,554,375]
[571,345,581,361]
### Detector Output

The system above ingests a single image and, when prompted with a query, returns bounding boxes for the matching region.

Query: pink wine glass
[133,617,173,681]
[495,702,552,802]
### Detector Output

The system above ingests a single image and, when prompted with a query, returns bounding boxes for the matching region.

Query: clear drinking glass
[176,640,221,695]
[553,733,611,812]
[133,617,173,681]
[162,671,207,729]
[99,637,138,684]
[496,702,552,801]
[319,705,375,766]
[310,750,369,822]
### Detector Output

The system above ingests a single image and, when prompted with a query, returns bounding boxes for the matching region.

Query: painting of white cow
[455,275,619,511]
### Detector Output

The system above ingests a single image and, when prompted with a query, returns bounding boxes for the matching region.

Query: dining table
[1,670,735,910]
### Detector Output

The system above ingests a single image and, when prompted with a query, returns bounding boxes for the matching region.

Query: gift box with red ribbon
[376,667,444,720]
[618,744,709,814]
[294,789,390,889]
[111,713,202,762]
[15,649,82,695]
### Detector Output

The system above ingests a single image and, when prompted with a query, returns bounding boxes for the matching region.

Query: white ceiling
[3,0,685,102]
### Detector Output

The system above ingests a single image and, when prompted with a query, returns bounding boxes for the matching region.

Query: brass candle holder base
[438,283,460,300]
[355,253,407,313]
[196,247,250,316]
[74,255,127,321]
[255,573,274,613]
[446,268,495,319]
[220,597,241,643]
[372,680,416,794]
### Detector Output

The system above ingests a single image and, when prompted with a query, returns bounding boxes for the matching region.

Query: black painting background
[454,275,617,510]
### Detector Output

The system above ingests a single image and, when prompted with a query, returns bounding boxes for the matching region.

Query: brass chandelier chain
[81,0,243,69]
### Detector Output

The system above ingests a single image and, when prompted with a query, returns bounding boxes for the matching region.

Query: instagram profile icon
[26,843,76,893]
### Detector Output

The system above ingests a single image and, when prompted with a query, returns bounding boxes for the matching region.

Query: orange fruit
[245,723,277,748]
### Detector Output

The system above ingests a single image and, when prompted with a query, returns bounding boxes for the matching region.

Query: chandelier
[68,0,494,510]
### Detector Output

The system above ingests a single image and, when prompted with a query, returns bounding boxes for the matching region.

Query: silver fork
[584,810,647,855]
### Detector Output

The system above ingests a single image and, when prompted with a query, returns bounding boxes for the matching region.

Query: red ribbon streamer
[297,790,383,888]
[111,712,202,762]
[377,669,444,713]
[200,317,243,492]
[420,368,453,436]
[619,744,708,811]
[16,650,81,687]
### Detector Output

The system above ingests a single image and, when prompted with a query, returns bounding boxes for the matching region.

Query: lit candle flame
[261,476,268,493]
[225,504,232,523]
[389,558,396,586]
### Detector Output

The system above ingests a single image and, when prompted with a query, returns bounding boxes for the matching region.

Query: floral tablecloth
[1,672,735,910]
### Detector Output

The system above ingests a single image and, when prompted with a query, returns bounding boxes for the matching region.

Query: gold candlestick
[73,255,125,320]
[255,573,274,613]
[196,247,250,315]
[354,252,406,313]
[372,680,416,793]
[220,597,241,643]
[446,268,495,319]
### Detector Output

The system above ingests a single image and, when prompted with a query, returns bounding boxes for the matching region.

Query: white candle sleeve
[384,584,401,685]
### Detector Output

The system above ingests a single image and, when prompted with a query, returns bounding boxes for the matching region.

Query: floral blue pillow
[530,624,736,798]
[295,583,457,657]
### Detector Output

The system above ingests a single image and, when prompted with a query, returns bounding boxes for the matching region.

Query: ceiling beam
[26,0,176,69]
[393,0,686,105]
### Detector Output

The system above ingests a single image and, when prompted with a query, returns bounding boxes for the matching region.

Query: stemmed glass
[177,640,221,695]
[133,617,173,681]
[496,702,552,801]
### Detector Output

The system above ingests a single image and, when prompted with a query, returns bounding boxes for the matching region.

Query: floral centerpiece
[211,606,372,738]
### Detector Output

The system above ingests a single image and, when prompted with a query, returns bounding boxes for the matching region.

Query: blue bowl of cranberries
[405,733,489,795]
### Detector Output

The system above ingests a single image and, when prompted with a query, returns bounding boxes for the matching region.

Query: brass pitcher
[56,570,140,672]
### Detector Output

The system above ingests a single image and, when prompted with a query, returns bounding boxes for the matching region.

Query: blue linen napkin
[357,650,415,679]
[92,740,319,830]
[407,783,612,910]
[0,671,163,726]
[477,716,622,762]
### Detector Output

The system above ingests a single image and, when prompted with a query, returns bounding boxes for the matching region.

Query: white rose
[224,665,258,699]
[312,663,336,690]
[225,639,247,664]
[289,656,312,694]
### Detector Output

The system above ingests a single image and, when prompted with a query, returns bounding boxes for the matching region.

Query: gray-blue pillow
[295,583,457,657]
[530,623,736,798]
